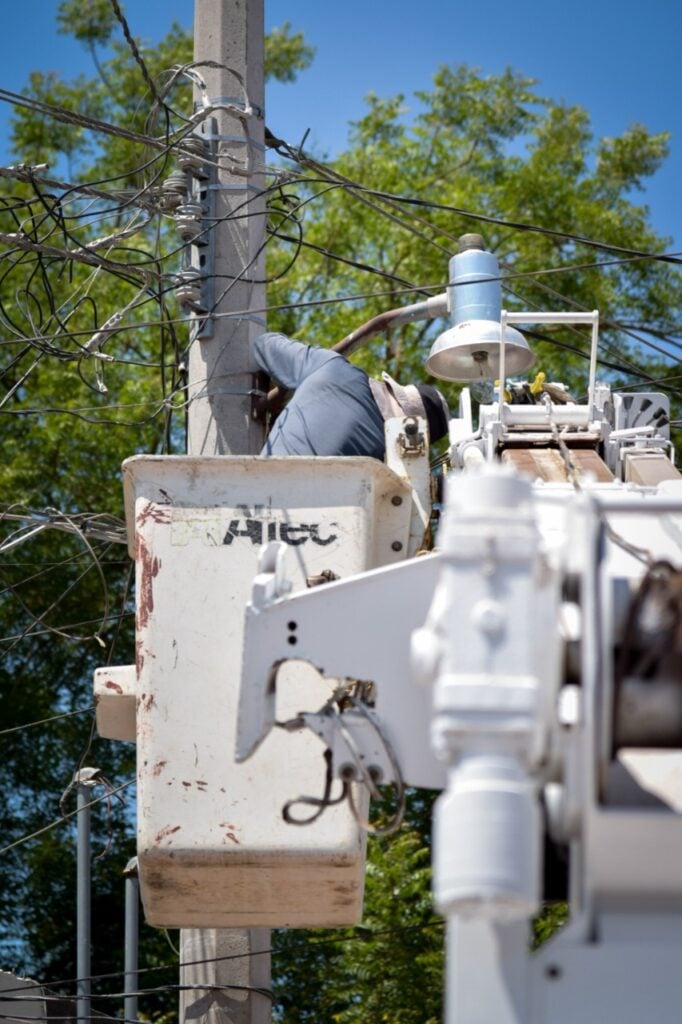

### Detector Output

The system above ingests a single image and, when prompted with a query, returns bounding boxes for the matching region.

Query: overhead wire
[1,548,112,652]
[0,778,135,857]
[2,126,679,387]
[503,262,681,365]
[0,610,133,645]
[0,707,96,738]
[0,920,445,999]
[1,253,681,359]
[0,508,129,651]
[1,91,680,296]
[265,128,682,266]
[108,0,165,112]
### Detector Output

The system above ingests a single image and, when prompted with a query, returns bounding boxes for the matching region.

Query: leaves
[273,819,444,1024]
[57,0,119,48]
[264,64,681,407]
[0,6,318,999]
[265,22,316,84]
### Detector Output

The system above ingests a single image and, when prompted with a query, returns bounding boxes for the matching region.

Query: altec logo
[223,519,337,547]
[166,504,341,548]
[223,505,338,547]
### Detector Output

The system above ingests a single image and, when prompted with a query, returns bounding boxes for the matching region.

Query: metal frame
[500,310,599,411]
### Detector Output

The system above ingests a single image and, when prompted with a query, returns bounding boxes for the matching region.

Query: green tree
[0,3,316,1010]
[265,67,680,409]
[274,794,443,1024]
[1,5,680,1023]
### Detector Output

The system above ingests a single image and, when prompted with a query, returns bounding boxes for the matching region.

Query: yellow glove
[529,371,546,396]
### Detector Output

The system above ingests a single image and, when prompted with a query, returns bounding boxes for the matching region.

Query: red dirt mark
[136,534,161,630]
[152,761,167,776]
[136,501,171,528]
[139,693,155,712]
[219,823,240,844]
[104,680,123,693]
[154,824,181,844]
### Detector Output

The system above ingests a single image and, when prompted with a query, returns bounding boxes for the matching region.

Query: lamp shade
[425,319,535,382]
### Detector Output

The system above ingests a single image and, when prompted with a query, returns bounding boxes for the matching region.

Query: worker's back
[255,333,386,458]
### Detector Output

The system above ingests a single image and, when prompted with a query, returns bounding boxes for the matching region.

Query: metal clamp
[398,416,426,457]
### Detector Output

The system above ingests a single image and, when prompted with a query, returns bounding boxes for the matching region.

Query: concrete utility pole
[187,0,267,457]
[181,3,270,1024]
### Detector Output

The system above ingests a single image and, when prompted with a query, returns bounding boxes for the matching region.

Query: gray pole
[76,770,98,1024]
[181,3,270,1024]
[123,858,139,1024]
[187,0,267,457]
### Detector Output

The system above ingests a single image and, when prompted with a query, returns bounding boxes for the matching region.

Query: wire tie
[207,183,262,193]
[196,97,262,118]
[205,134,266,150]
[190,386,267,399]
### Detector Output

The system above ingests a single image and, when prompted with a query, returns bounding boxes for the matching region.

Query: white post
[76,773,94,1024]
[181,3,270,1024]
[123,858,139,1024]
[446,919,528,1024]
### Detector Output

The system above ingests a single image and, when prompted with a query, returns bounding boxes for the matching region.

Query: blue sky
[1,0,681,248]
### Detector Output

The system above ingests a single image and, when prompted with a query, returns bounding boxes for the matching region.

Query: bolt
[391,541,403,552]
[544,964,562,981]
[458,233,486,253]
[391,495,403,506]
[471,599,505,637]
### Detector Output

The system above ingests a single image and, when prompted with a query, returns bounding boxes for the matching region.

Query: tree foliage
[0,2,319,1005]
[1,4,680,1022]
[274,823,443,1024]
[265,65,680,409]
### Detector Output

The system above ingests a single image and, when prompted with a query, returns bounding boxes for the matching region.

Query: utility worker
[253,332,450,458]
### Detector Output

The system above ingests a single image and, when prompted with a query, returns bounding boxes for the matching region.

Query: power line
[0,921,444,998]
[0,779,135,857]
[0,265,679,356]
[0,706,95,738]
[108,0,165,110]
[266,129,682,266]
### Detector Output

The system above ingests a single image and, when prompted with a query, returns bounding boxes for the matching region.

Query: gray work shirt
[253,332,386,459]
